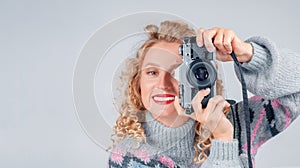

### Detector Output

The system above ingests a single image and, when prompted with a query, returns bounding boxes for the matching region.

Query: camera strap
[230,52,253,168]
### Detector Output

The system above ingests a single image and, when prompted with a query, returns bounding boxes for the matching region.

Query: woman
[108,20,300,167]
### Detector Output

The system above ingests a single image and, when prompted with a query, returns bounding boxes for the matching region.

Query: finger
[191,88,211,121]
[205,100,227,133]
[216,50,233,62]
[174,96,186,116]
[204,95,225,117]
[191,89,210,117]
[192,88,211,109]
[202,96,226,131]
[224,100,231,108]
[223,30,235,54]
[175,96,200,121]
[213,29,227,55]
[204,96,220,112]
[196,28,205,47]
[214,100,229,114]
[203,28,217,52]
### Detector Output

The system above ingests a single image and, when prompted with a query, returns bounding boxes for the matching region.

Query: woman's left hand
[174,89,234,141]
[196,27,253,63]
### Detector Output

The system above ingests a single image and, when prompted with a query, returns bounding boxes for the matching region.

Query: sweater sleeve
[201,139,242,168]
[235,36,300,99]
[232,36,300,166]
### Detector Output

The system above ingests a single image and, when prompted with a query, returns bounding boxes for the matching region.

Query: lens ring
[187,59,216,89]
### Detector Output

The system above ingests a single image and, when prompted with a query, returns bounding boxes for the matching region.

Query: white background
[1,0,300,167]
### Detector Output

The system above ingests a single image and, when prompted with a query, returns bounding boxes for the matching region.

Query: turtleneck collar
[142,111,196,166]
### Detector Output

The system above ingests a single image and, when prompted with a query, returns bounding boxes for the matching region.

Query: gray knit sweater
[108,36,300,168]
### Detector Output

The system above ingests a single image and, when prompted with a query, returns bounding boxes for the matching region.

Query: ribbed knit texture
[201,140,241,168]
[237,36,300,99]
[142,112,196,166]
[209,139,239,161]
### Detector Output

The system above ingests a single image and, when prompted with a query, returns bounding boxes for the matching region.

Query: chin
[150,107,178,117]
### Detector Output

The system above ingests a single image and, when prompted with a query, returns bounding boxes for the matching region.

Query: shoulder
[109,137,141,160]
[108,137,144,167]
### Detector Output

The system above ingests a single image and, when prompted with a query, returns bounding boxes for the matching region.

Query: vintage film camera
[175,36,217,114]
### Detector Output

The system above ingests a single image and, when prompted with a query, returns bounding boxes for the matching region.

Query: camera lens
[194,67,209,81]
[187,59,216,89]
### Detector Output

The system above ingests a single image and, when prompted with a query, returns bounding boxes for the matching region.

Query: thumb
[174,96,186,115]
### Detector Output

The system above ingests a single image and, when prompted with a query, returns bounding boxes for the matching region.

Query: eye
[143,67,159,77]
[146,70,157,76]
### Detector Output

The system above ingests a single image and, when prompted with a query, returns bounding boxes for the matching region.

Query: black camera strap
[230,52,253,168]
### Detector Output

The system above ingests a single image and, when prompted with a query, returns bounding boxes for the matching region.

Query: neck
[151,112,190,128]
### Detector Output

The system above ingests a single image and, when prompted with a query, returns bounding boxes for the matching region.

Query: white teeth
[153,96,175,102]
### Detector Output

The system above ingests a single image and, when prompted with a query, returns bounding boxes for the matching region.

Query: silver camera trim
[175,37,217,114]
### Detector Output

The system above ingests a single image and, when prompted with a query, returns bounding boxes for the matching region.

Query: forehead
[141,42,182,72]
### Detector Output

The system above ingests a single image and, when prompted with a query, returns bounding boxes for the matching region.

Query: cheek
[171,78,179,94]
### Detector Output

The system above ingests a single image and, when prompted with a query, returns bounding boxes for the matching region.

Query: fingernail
[197,41,203,47]
[207,47,214,53]
[205,88,210,94]
[224,101,230,107]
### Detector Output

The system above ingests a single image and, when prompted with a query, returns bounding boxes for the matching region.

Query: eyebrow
[142,63,161,68]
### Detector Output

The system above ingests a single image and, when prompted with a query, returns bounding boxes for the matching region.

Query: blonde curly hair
[111,20,226,164]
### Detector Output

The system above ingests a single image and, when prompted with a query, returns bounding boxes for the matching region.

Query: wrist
[211,118,234,142]
[213,133,233,142]
[242,42,254,63]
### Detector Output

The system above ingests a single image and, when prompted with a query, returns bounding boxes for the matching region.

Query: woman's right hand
[175,89,233,141]
[196,27,253,63]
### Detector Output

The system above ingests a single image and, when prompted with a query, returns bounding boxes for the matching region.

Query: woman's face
[139,41,187,126]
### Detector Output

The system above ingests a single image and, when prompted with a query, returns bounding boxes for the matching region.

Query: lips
[152,94,175,105]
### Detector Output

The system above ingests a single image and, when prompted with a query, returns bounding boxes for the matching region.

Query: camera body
[176,36,217,114]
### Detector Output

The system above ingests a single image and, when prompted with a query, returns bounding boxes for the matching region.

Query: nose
[157,71,173,90]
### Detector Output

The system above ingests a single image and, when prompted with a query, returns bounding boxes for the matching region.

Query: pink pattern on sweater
[242,107,266,153]
[111,147,123,165]
[134,149,150,163]
[158,155,175,168]
[271,99,280,108]
[249,96,262,101]
[271,99,291,128]
[251,139,267,154]
[284,108,291,128]
[242,99,292,154]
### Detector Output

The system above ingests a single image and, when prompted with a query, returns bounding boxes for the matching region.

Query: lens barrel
[187,59,216,89]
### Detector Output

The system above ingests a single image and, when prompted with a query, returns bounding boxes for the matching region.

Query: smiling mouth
[152,94,175,105]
